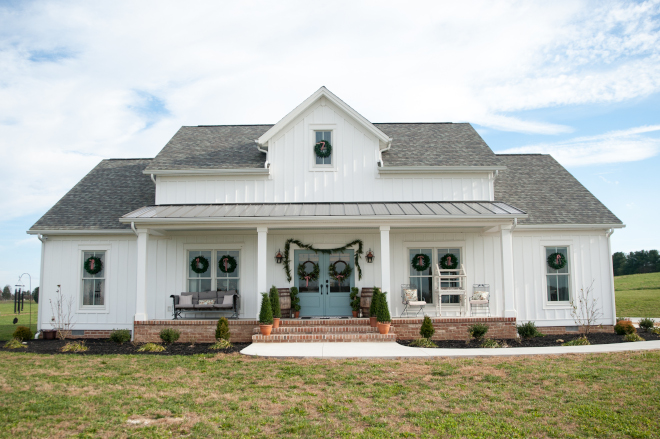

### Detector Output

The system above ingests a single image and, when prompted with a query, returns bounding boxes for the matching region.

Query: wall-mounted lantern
[275,249,284,264]
[366,249,374,263]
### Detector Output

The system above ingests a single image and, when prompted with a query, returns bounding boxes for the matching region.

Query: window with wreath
[314,131,332,165]
[546,246,569,302]
[82,251,105,307]
[437,248,462,304]
[409,248,433,303]
[188,250,240,292]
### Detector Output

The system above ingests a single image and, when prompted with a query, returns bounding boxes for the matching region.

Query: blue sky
[1,0,659,291]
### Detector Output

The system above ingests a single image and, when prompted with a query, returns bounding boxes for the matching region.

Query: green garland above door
[283,238,364,282]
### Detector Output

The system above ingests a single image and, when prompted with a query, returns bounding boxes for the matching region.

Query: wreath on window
[297,261,320,287]
[411,253,431,272]
[439,253,459,270]
[314,139,332,158]
[190,255,210,274]
[84,256,103,275]
[218,254,237,273]
[329,260,352,283]
[547,252,567,270]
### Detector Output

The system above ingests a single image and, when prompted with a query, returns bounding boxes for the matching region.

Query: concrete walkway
[240,340,660,359]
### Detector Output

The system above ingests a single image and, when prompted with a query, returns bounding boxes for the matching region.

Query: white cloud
[498,125,660,166]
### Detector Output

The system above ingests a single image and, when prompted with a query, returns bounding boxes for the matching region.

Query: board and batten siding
[154,99,493,205]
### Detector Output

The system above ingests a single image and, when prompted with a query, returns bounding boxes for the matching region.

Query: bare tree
[569,280,603,335]
[49,285,76,340]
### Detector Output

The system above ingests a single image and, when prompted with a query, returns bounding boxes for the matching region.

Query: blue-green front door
[294,250,354,317]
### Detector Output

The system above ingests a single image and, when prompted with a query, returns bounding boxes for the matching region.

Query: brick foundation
[392,317,518,340]
[133,319,257,343]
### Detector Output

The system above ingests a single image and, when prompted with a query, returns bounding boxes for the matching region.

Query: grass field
[1,351,659,438]
[615,272,660,318]
[0,301,38,341]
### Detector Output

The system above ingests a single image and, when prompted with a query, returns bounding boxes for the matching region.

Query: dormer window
[315,131,332,165]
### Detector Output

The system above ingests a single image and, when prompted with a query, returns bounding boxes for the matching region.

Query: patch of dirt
[398,330,660,349]
[0,339,250,355]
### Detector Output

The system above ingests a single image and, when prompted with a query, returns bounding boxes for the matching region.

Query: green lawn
[615,272,660,318]
[0,300,38,341]
[0,351,659,438]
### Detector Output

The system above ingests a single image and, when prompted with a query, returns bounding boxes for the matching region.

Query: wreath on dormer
[314,139,332,158]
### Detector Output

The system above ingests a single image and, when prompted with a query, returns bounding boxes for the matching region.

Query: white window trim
[309,124,337,172]
[183,243,244,293]
[406,242,466,308]
[540,241,575,310]
[77,244,111,314]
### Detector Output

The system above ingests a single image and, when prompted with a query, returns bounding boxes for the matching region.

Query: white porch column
[134,229,149,321]
[256,227,268,319]
[380,226,391,306]
[500,225,517,318]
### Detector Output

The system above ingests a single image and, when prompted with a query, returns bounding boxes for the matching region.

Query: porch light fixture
[275,249,284,264]
[366,249,374,263]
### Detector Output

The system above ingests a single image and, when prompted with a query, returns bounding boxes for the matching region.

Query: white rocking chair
[401,284,426,317]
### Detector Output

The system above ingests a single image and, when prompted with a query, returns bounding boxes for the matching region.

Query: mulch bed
[398,330,660,349]
[1,339,250,355]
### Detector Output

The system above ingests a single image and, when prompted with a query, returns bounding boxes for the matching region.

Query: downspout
[131,222,138,237]
[511,218,517,231]
[150,174,156,185]
[606,228,616,325]
[36,234,46,336]
[378,141,392,167]
[255,140,268,154]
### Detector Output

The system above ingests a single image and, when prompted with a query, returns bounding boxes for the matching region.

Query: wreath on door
[314,139,332,158]
[411,253,431,272]
[547,252,567,270]
[439,253,459,270]
[218,254,237,273]
[190,255,210,274]
[84,256,103,275]
[329,260,352,283]
[297,261,320,287]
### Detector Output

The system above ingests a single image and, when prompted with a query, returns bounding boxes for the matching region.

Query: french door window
[188,250,240,292]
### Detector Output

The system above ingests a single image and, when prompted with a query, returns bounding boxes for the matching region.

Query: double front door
[294,250,354,317]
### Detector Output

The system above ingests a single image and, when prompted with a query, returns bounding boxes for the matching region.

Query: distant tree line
[612,250,660,276]
[1,285,39,303]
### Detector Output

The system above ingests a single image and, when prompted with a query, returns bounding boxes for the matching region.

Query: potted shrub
[269,286,281,328]
[369,287,381,327]
[376,291,391,335]
[290,287,301,318]
[350,287,360,318]
[259,292,274,336]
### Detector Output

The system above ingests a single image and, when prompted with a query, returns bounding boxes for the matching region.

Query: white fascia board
[378,165,507,174]
[143,168,270,176]
[257,87,392,146]
[27,229,135,235]
[515,224,626,230]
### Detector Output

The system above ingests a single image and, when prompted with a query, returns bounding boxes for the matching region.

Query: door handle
[326,285,329,295]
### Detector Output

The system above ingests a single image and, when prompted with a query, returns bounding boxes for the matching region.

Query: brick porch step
[252,325,386,335]
[251,332,396,343]
[279,318,371,326]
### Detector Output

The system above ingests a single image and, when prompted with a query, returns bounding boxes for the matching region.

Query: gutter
[515,224,626,230]
[378,165,507,174]
[143,168,270,176]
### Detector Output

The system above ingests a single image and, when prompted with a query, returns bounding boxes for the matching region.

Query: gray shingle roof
[29,159,154,231]
[494,154,622,225]
[144,122,500,171]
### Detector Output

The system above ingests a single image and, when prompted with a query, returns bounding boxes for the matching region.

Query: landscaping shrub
[651,327,660,335]
[562,336,590,346]
[409,338,436,348]
[61,341,88,352]
[4,338,26,349]
[468,323,489,340]
[215,317,230,341]
[375,291,391,323]
[350,287,361,313]
[259,292,273,324]
[369,287,381,317]
[624,333,645,342]
[159,328,180,344]
[639,318,655,331]
[109,329,131,344]
[137,343,165,352]
[12,326,33,341]
[290,287,301,313]
[481,339,501,348]
[614,320,635,335]
[517,321,544,339]
[420,315,435,339]
[209,339,232,350]
[269,286,281,319]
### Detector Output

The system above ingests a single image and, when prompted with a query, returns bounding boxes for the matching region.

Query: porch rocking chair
[401,284,426,317]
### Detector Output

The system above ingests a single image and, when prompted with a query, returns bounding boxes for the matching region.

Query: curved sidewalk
[241,340,660,359]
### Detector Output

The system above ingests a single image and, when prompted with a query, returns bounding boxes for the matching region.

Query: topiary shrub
[517,321,544,339]
[624,332,645,342]
[639,318,655,331]
[216,317,230,341]
[13,326,33,341]
[290,287,301,313]
[369,287,381,317]
[259,292,273,325]
[159,328,180,344]
[468,323,489,340]
[376,292,391,323]
[420,316,435,339]
[109,329,131,344]
[269,286,281,319]
[350,287,361,313]
[614,320,635,335]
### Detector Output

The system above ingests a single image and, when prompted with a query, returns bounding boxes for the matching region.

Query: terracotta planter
[272,317,280,329]
[370,316,377,327]
[377,322,391,335]
[352,311,359,318]
[42,330,56,340]
[259,324,273,336]
[294,311,300,318]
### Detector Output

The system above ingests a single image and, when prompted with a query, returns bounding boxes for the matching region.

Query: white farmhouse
[28,87,624,342]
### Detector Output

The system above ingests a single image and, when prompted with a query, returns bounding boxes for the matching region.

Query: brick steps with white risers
[251,318,395,343]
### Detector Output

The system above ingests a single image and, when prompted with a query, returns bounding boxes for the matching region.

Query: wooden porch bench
[170,290,239,319]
